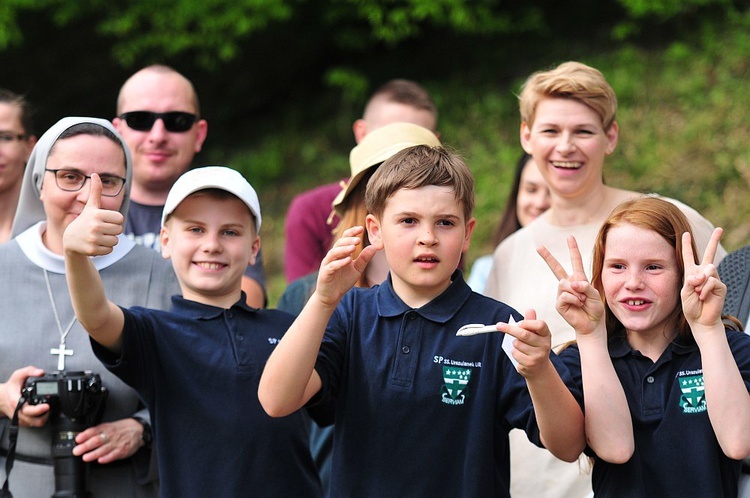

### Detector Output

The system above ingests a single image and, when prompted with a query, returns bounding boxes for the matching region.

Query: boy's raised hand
[681,228,725,330]
[315,226,378,307]
[499,309,552,379]
[537,236,604,336]
[63,173,124,257]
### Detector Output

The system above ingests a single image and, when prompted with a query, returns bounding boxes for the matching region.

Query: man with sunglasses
[0,89,36,243]
[114,65,266,308]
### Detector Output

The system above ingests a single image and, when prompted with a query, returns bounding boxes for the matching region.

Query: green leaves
[0,0,520,67]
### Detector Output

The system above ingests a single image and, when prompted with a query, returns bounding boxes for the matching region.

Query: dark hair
[0,88,35,137]
[492,152,534,246]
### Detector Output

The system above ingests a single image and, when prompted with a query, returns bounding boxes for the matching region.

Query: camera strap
[2,394,29,498]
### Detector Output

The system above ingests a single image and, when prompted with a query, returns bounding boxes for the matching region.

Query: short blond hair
[519,61,617,131]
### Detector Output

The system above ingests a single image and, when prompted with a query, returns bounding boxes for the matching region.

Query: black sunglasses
[119,111,198,132]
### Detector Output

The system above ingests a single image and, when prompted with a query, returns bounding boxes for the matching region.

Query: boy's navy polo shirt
[313,271,581,498]
[91,294,322,498]
[560,330,750,497]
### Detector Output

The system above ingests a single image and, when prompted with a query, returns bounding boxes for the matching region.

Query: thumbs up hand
[63,173,125,256]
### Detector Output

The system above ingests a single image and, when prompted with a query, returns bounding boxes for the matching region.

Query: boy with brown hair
[259,145,584,497]
[63,166,322,497]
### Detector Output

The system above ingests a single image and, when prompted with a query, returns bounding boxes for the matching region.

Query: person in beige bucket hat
[283,79,439,283]
[332,122,441,215]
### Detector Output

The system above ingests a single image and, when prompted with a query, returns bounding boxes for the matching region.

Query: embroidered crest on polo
[678,370,707,414]
[434,355,481,406]
[441,366,472,405]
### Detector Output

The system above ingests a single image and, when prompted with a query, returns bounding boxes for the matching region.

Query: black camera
[23,371,108,498]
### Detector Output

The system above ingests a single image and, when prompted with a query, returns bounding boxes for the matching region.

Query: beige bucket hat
[331,122,441,216]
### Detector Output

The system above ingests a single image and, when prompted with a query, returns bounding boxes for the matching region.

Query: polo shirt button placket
[403,313,417,354]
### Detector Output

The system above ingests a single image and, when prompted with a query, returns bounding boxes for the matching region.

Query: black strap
[1,396,27,498]
[0,448,52,466]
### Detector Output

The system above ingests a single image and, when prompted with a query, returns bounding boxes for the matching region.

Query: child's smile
[602,223,681,349]
[161,193,259,308]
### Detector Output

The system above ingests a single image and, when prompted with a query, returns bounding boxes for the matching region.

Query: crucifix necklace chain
[44,269,76,371]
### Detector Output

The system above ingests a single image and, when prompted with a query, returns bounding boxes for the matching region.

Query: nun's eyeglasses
[119,111,198,132]
[45,169,126,197]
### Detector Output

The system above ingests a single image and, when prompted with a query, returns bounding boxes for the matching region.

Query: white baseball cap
[161,166,262,231]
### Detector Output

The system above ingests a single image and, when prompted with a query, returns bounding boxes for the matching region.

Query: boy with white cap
[63,166,322,497]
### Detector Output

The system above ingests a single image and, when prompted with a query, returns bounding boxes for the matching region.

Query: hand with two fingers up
[538,235,606,338]
[680,227,725,334]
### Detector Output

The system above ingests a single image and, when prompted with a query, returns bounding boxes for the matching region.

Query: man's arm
[284,185,339,283]
[259,226,376,417]
[63,174,125,351]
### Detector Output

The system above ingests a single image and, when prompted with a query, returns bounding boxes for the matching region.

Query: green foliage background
[1,0,749,306]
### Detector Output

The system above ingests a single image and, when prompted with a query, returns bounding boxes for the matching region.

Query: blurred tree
[0,0,536,67]
[1,0,742,151]
[0,0,623,112]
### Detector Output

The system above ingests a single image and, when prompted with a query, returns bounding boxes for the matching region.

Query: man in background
[283,79,438,283]
[114,65,266,307]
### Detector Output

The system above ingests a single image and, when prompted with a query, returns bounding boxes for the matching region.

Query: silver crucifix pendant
[51,342,73,371]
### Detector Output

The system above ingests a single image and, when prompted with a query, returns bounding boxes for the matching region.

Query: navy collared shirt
[313,271,580,497]
[560,330,750,497]
[92,294,322,498]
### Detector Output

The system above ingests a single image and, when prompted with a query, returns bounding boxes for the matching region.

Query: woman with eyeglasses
[0,117,179,497]
[0,89,37,243]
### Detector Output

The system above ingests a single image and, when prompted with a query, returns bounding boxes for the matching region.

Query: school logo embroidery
[441,366,472,405]
[678,371,706,414]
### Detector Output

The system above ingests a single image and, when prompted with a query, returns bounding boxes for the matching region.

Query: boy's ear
[462,217,476,254]
[365,214,385,250]
[160,226,171,260]
[247,236,261,266]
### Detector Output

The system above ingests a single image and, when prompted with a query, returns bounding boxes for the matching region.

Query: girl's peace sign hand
[537,236,605,336]
[681,228,725,331]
